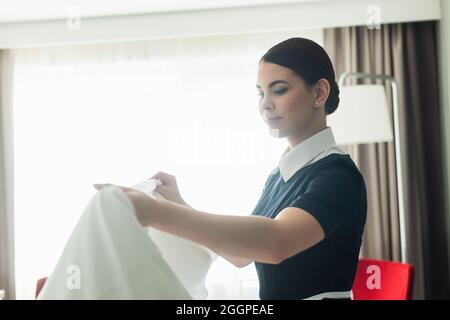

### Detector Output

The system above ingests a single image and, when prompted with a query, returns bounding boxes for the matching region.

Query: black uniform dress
[251,153,367,300]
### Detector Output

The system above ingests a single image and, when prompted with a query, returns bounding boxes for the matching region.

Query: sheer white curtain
[12,29,323,299]
[0,50,16,300]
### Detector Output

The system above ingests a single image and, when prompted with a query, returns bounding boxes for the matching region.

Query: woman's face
[256,61,317,139]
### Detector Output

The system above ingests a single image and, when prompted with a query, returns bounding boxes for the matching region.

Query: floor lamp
[327,72,407,264]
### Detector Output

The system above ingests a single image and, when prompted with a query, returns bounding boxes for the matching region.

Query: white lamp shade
[327,84,394,145]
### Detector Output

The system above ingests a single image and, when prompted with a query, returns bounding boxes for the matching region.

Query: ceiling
[0,0,338,23]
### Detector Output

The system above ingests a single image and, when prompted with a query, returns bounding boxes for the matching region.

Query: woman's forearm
[150,198,281,264]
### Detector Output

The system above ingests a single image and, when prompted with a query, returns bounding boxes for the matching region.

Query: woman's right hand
[149,171,188,206]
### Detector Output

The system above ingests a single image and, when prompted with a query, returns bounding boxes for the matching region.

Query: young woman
[96,37,368,300]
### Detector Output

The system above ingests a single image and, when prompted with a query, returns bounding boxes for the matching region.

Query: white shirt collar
[278,127,337,182]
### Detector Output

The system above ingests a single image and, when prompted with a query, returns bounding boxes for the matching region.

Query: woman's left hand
[93,183,160,227]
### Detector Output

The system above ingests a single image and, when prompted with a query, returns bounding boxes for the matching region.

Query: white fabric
[278,127,345,182]
[135,179,218,299]
[37,182,217,299]
[303,290,353,300]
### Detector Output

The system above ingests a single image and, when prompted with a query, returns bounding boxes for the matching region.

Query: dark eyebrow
[255,80,288,89]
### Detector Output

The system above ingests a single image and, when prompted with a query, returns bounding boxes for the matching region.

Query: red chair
[35,277,48,298]
[352,258,414,300]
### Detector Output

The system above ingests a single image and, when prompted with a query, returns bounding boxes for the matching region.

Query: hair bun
[325,80,340,115]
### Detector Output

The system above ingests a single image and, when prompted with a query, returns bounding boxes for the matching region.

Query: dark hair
[259,37,339,115]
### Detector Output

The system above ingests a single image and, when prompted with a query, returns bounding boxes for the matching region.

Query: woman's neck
[287,123,327,150]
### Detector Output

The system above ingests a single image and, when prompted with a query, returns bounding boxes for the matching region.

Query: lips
[266,117,282,122]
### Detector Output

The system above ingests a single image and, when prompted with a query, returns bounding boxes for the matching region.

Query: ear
[313,79,331,109]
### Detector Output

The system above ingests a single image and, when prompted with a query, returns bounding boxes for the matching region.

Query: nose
[261,98,275,111]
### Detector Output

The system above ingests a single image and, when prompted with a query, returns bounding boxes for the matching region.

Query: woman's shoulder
[306,154,368,208]
[309,153,365,183]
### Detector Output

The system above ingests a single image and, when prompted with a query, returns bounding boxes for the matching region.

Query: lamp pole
[338,72,407,264]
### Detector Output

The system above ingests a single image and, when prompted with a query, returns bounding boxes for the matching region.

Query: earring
[315,100,319,105]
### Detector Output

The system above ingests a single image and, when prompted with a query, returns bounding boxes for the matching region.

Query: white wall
[0,0,441,49]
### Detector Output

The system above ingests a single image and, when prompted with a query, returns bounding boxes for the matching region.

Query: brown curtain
[324,21,449,299]
[0,50,15,300]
